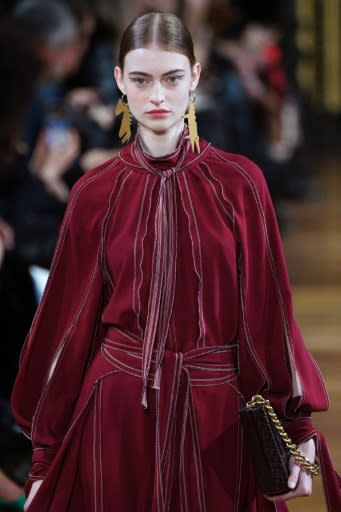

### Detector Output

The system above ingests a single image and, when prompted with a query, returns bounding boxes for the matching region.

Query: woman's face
[114,47,201,135]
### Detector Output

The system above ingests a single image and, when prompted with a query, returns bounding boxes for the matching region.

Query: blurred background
[0,1,339,510]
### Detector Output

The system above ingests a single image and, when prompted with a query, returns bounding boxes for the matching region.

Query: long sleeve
[231,155,329,417]
[11,167,109,482]
[226,154,341,509]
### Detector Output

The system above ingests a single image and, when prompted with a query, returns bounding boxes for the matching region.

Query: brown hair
[118,12,196,69]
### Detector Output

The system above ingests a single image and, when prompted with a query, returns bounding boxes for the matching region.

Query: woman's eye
[132,77,147,85]
[166,75,182,84]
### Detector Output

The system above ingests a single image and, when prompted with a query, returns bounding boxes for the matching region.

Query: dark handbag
[240,395,319,496]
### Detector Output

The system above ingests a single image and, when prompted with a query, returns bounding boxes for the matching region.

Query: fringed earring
[184,91,200,153]
[114,94,132,144]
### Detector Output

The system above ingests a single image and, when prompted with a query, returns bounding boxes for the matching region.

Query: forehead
[123,47,191,74]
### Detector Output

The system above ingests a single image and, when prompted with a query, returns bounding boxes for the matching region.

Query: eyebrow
[128,69,186,77]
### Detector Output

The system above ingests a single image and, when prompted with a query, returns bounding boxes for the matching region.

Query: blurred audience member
[13,0,82,200]
[63,0,120,171]
[0,470,25,510]
[0,12,39,416]
[0,17,41,511]
[66,0,117,105]
[7,0,83,269]
[14,0,80,82]
[0,19,41,169]
[207,3,311,205]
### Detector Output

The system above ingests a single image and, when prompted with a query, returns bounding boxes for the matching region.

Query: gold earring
[114,94,132,144]
[184,92,200,153]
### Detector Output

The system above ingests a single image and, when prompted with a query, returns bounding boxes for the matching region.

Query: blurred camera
[44,106,72,147]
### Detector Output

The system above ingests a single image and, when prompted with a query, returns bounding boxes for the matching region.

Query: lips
[147,109,169,118]
[147,109,170,115]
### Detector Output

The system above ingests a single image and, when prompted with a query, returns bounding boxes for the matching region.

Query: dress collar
[118,127,211,176]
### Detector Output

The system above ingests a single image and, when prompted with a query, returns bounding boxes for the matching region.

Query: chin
[152,128,169,135]
[141,120,168,132]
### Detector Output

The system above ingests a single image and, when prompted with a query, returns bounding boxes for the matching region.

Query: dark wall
[234,0,280,24]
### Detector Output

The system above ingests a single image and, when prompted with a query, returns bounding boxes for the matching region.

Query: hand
[0,218,15,250]
[30,129,80,202]
[0,237,4,268]
[0,218,15,267]
[66,87,99,111]
[0,469,24,502]
[24,480,43,511]
[80,148,119,172]
[265,438,316,502]
[88,104,115,130]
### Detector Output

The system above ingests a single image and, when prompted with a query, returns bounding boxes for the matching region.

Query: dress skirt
[25,327,286,512]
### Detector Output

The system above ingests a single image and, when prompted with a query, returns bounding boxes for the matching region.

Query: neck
[137,121,185,157]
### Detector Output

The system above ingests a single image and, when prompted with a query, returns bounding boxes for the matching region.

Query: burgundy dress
[11,133,341,511]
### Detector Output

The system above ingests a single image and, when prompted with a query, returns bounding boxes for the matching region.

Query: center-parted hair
[118,12,196,69]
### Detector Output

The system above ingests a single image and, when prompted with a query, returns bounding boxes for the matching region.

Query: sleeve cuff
[28,445,58,481]
[284,415,314,444]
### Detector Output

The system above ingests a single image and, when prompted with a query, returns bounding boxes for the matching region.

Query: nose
[150,82,165,105]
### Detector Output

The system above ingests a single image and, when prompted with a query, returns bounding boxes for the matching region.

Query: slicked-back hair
[118,12,196,69]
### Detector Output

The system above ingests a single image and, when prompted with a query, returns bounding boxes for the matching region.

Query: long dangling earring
[184,91,200,153]
[114,94,132,144]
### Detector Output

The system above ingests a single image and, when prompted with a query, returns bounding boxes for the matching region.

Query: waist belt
[102,326,239,512]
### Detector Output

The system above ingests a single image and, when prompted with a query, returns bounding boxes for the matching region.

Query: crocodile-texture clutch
[240,399,290,496]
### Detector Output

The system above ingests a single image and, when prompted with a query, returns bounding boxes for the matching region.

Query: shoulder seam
[73,157,122,194]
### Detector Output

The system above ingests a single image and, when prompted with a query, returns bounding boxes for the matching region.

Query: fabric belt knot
[102,326,239,512]
[163,167,175,178]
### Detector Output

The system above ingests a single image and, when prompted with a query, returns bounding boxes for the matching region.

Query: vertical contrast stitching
[100,169,133,287]
[20,161,119,363]
[199,163,236,230]
[137,177,158,338]
[132,175,150,334]
[183,173,206,347]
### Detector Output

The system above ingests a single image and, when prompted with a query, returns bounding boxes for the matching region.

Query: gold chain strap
[246,395,320,476]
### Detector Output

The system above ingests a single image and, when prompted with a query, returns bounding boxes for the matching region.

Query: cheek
[172,87,190,110]
[125,88,145,111]
[174,79,191,99]
[125,89,151,123]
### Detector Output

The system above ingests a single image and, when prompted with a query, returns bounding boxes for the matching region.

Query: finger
[265,470,313,502]
[288,459,301,490]
[46,180,69,203]
[265,461,300,502]
[295,468,313,497]
[0,240,5,267]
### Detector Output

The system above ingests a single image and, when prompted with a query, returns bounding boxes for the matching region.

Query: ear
[190,62,201,92]
[114,65,126,95]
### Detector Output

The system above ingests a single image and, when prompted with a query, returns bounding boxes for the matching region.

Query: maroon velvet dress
[11,132,341,511]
